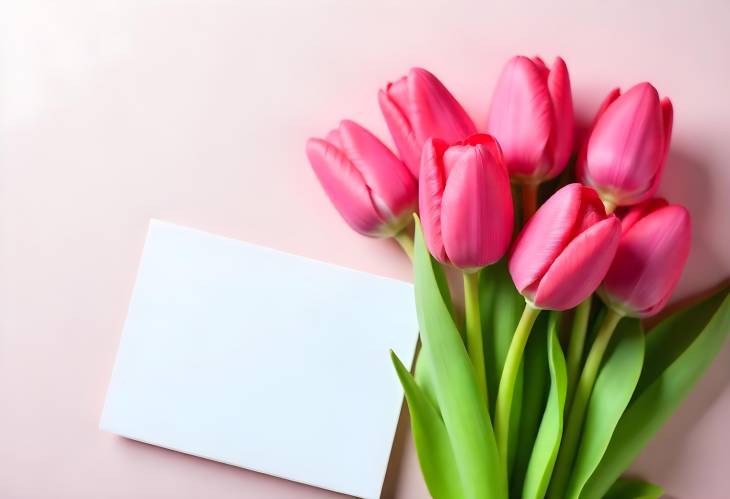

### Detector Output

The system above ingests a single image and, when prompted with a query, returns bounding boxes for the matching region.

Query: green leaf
[510,313,552,495]
[566,318,645,499]
[481,260,524,411]
[391,351,464,499]
[522,313,567,499]
[412,217,507,499]
[415,250,458,413]
[581,287,730,499]
[603,478,663,499]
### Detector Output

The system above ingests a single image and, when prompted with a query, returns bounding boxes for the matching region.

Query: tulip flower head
[419,134,513,271]
[578,83,673,208]
[509,183,621,310]
[379,67,477,178]
[486,55,574,183]
[600,199,691,317]
[306,120,417,237]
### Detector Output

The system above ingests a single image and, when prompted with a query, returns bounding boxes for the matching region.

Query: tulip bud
[379,67,477,178]
[486,55,575,183]
[419,134,513,270]
[600,199,691,317]
[509,184,621,310]
[306,120,417,237]
[578,83,673,207]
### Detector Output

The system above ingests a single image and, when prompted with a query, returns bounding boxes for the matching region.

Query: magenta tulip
[379,67,477,178]
[509,183,621,310]
[419,134,513,270]
[578,83,673,208]
[486,55,574,183]
[306,120,417,237]
[601,199,691,317]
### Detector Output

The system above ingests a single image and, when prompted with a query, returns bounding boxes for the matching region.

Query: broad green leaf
[415,252,458,413]
[581,288,730,499]
[391,351,464,499]
[479,259,525,475]
[637,288,727,397]
[566,318,645,499]
[522,313,567,499]
[412,217,507,499]
[510,313,551,495]
[603,478,663,499]
[415,346,438,411]
[481,260,524,411]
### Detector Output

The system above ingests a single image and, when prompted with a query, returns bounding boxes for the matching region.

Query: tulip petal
[440,139,514,268]
[408,67,477,145]
[585,83,664,203]
[620,198,668,233]
[419,138,450,262]
[306,138,384,235]
[486,56,552,177]
[571,186,607,237]
[545,57,574,178]
[603,206,691,317]
[577,88,620,182]
[337,120,417,220]
[660,97,673,166]
[509,184,583,294]
[535,216,621,310]
[379,88,421,177]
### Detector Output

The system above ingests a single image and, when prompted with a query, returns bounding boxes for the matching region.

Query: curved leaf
[481,260,524,410]
[480,260,525,475]
[412,217,507,499]
[566,318,645,499]
[581,288,730,499]
[603,478,663,499]
[510,313,552,495]
[391,351,464,499]
[522,312,567,499]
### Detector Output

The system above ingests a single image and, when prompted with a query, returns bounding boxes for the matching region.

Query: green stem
[495,302,541,469]
[393,229,413,260]
[521,183,539,221]
[602,198,617,215]
[547,308,623,499]
[565,298,592,411]
[463,270,487,407]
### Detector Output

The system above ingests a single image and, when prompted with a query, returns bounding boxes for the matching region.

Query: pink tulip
[419,134,513,270]
[306,120,417,237]
[601,199,691,317]
[486,55,574,183]
[379,67,477,178]
[578,83,673,207]
[509,184,621,310]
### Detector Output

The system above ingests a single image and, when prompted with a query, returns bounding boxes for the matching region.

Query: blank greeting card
[100,220,419,499]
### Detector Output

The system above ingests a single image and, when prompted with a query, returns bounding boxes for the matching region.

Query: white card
[100,220,419,499]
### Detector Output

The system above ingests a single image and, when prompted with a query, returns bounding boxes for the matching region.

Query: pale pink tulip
[509,183,621,310]
[419,134,513,270]
[486,55,574,183]
[601,199,691,317]
[306,120,417,237]
[578,83,673,207]
[379,67,476,178]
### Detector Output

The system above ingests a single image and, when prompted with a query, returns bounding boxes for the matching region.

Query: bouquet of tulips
[306,56,730,499]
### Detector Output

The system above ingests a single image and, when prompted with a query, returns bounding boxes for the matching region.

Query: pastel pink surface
[2,2,730,499]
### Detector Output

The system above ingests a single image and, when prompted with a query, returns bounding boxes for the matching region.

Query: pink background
[2,1,729,498]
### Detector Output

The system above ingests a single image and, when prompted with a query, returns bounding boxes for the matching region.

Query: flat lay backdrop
[2,1,730,498]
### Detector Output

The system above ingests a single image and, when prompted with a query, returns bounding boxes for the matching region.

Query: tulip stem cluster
[495,302,541,467]
[521,183,539,221]
[463,270,488,408]
[548,307,624,499]
[393,230,414,261]
[565,298,592,408]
